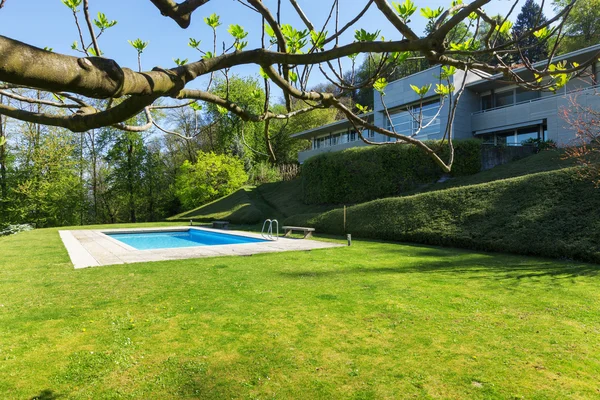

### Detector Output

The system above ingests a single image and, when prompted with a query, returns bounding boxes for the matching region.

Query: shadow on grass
[279,245,600,280]
[30,390,63,400]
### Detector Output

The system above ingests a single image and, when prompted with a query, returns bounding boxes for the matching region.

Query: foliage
[10,128,83,228]
[170,179,335,224]
[292,168,600,263]
[268,101,337,164]
[204,76,267,164]
[513,0,548,62]
[175,151,248,210]
[553,0,600,54]
[302,140,482,204]
[248,161,281,185]
[0,223,33,236]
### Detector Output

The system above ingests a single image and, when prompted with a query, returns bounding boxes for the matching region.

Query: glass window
[517,127,539,145]
[481,94,493,110]
[331,134,340,146]
[387,100,440,137]
[494,90,514,107]
[515,87,540,103]
[481,134,495,145]
[349,130,357,142]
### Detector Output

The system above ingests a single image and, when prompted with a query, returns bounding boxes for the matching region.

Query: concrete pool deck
[59,226,342,269]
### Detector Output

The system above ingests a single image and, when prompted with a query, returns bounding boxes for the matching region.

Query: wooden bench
[212,220,230,229]
[282,226,315,239]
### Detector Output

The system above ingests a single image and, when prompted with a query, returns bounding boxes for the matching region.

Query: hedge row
[301,140,482,204]
[287,168,600,263]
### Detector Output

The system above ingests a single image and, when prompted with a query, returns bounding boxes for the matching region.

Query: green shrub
[249,161,282,185]
[175,151,248,210]
[295,168,600,263]
[301,140,481,204]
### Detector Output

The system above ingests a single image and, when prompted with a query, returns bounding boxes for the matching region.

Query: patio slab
[59,226,342,269]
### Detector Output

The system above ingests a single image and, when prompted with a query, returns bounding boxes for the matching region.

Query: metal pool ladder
[261,219,279,241]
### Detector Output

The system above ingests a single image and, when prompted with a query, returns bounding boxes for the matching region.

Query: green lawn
[1,224,599,399]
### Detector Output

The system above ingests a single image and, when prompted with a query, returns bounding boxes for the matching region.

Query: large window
[481,125,544,146]
[482,87,543,111]
[385,100,441,138]
[515,87,540,103]
[494,90,514,108]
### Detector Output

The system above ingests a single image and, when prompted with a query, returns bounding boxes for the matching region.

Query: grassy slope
[1,224,600,398]
[170,150,573,226]
[292,167,600,263]
[170,180,336,225]
[402,149,575,196]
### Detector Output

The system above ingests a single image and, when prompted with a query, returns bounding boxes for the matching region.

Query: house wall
[471,86,600,145]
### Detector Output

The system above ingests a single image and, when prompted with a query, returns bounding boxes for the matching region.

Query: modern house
[293,44,600,164]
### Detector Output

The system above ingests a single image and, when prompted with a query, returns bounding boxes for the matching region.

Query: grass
[290,167,600,263]
[1,223,600,398]
[170,180,336,225]
[403,149,575,196]
[171,150,574,228]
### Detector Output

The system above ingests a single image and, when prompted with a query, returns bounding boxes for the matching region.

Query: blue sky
[0,0,554,98]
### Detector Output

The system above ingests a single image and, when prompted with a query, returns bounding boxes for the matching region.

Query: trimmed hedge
[302,140,481,204]
[287,168,600,263]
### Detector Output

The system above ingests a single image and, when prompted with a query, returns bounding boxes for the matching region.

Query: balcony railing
[471,84,600,115]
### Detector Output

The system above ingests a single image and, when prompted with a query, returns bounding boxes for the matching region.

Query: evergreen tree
[513,0,548,62]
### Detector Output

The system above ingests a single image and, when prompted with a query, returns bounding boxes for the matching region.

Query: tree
[553,0,600,54]
[513,0,548,63]
[0,0,586,172]
[175,151,248,210]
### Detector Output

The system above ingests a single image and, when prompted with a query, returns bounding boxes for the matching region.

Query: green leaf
[434,83,454,96]
[373,77,388,94]
[259,67,270,80]
[88,47,102,57]
[128,38,149,53]
[204,13,221,29]
[188,38,201,49]
[440,65,457,79]
[289,71,298,83]
[392,0,417,22]
[533,27,550,40]
[280,24,309,54]
[310,30,327,50]
[410,84,431,97]
[495,20,513,35]
[449,38,478,51]
[203,51,214,60]
[354,28,381,42]
[71,41,78,50]
[356,103,370,113]
[173,58,188,66]
[61,0,82,11]
[93,12,117,30]
[389,51,410,64]
[228,24,248,40]
[189,102,203,112]
[420,6,444,20]
[0,136,6,147]
[264,23,275,38]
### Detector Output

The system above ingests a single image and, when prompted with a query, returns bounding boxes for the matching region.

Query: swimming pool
[106,228,267,250]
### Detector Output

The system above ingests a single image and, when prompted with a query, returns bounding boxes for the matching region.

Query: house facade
[293,44,600,164]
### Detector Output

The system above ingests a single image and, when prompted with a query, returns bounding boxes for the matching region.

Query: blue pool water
[106,229,266,250]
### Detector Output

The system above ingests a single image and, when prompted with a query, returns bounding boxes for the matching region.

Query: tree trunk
[127,141,136,223]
